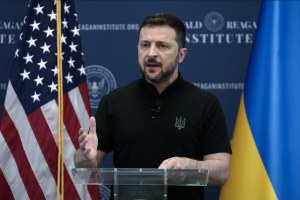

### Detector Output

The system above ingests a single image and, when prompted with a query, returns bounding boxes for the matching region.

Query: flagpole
[56,0,64,199]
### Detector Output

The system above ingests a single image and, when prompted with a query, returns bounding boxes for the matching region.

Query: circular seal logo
[85,65,117,110]
[204,11,225,32]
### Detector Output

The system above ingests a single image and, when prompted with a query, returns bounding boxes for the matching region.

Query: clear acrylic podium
[72,168,209,200]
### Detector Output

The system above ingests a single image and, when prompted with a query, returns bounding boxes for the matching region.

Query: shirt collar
[139,73,184,97]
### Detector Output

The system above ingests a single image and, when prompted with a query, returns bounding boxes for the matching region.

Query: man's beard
[141,56,178,84]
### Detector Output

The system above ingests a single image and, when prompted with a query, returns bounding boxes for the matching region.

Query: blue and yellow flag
[219,1,300,200]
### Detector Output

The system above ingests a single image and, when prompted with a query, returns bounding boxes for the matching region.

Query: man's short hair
[140,12,186,49]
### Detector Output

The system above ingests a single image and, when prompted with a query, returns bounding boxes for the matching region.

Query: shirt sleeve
[201,99,232,155]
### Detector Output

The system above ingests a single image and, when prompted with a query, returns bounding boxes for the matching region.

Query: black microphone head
[155,99,162,111]
[157,107,162,113]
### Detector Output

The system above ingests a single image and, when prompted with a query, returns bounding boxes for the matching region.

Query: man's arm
[158,152,230,186]
[73,116,107,168]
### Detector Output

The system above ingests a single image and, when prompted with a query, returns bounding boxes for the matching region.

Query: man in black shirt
[74,12,232,200]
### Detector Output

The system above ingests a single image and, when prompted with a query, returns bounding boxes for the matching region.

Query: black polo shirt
[95,74,231,200]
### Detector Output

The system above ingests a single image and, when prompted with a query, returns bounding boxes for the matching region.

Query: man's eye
[140,43,149,48]
[159,44,168,49]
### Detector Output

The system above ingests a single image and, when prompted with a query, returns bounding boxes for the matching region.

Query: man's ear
[178,48,188,63]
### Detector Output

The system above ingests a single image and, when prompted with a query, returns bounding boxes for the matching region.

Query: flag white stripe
[68,87,90,130]
[5,81,56,200]
[40,100,59,144]
[0,132,29,200]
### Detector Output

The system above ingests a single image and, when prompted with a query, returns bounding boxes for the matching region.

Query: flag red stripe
[64,94,80,149]
[27,107,81,200]
[1,109,45,199]
[87,185,100,200]
[0,168,14,200]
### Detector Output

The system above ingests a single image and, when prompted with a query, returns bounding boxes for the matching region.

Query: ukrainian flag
[219,1,300,200]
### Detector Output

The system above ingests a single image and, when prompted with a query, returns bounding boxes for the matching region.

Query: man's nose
[147,44,158,57]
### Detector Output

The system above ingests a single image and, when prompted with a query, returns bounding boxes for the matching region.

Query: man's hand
[158,153,231,186]
[158,157,190,183]
[74,117,99,167]
[158,157,195,169]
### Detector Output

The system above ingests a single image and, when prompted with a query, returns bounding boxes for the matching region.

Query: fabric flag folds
[0,0,98,199]
[220,1,300,200]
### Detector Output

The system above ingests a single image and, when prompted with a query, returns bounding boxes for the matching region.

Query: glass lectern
[72,168,209,200]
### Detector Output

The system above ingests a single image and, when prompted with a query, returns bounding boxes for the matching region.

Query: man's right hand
[74,116,99,167]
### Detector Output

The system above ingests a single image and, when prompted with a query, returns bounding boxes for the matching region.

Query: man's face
[138,25,186,84]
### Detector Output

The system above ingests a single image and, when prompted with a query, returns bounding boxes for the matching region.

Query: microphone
[150,99,162,118]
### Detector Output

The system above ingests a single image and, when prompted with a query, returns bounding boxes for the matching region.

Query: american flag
[0,0,98,199]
